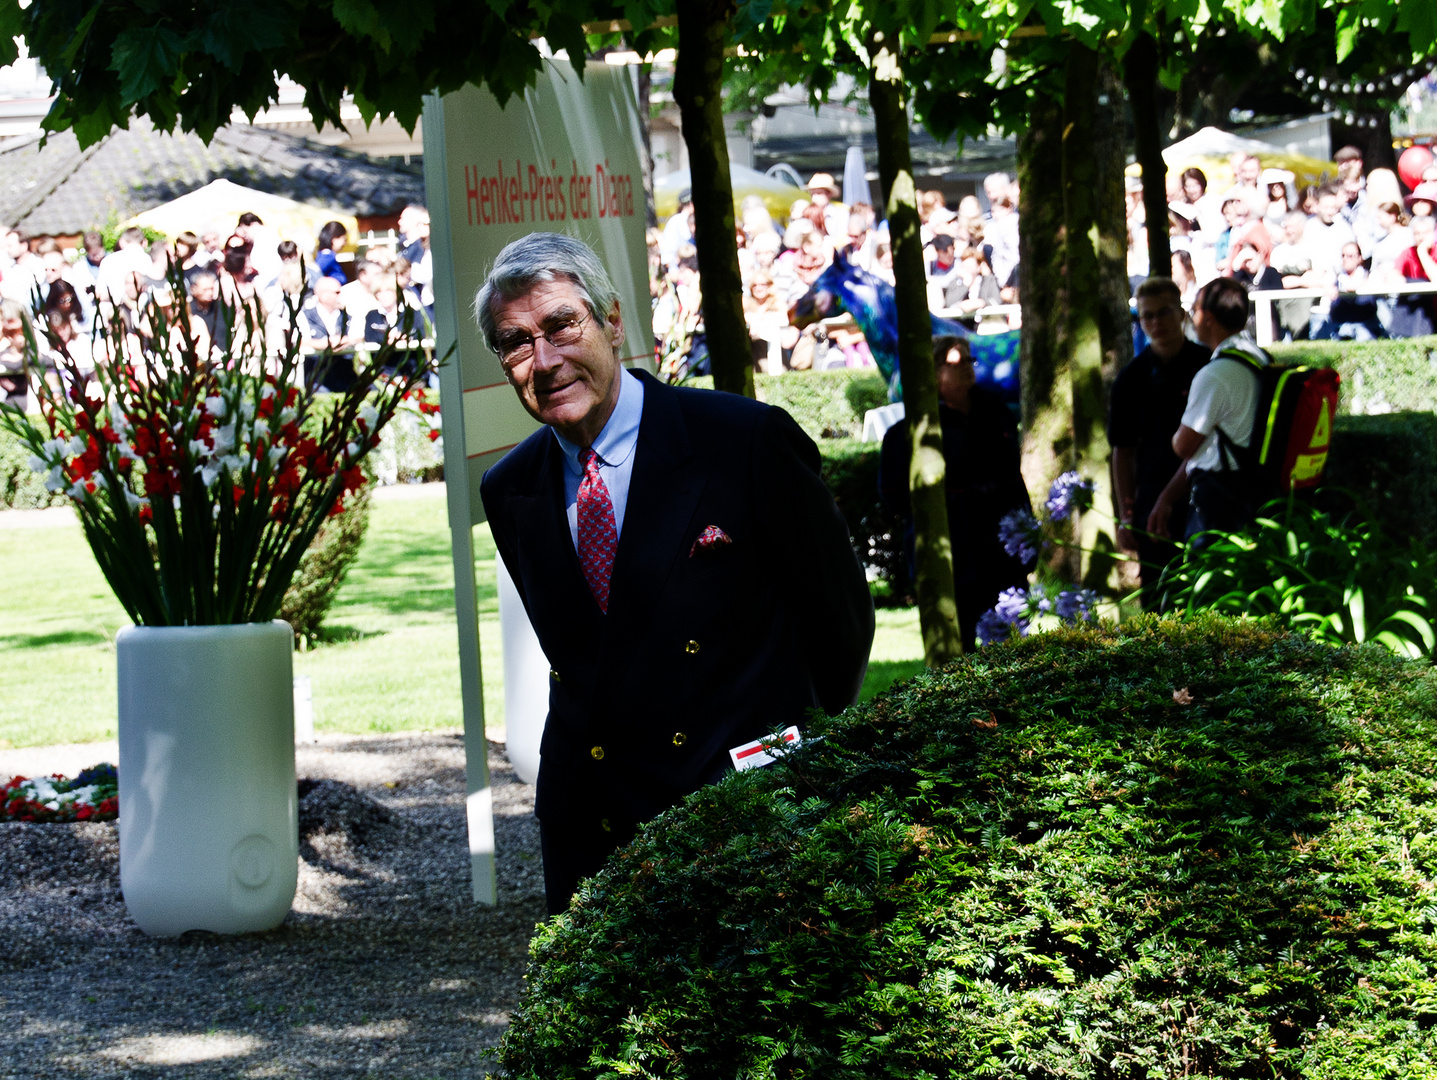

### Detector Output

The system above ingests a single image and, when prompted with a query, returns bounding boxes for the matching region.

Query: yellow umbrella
[1125,125,1338,192]
[125,179,359,252]
[654,165,805,223]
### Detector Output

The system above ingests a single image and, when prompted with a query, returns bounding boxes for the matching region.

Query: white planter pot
[117,621,298,937]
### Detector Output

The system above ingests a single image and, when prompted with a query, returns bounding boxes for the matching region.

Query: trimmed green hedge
[818,438,907,600]
[501,616,1437,1078]
[1327,411,1437,542]
[1270,336,1437,416]
[688,370,890,442]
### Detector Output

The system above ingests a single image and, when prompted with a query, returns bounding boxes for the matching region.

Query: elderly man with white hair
[477,232,874,915]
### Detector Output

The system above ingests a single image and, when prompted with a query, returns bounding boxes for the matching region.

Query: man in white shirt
[97,228,156,303]
[1148,276,1270,546]
[340,258,382,320]
[1303,186,1357,279]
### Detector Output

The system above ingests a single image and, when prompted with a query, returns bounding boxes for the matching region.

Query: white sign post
[422,60,653,903]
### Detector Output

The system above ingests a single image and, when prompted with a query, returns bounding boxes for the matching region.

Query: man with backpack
[1149,278,1270,546]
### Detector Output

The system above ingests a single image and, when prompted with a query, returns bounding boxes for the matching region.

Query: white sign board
[422,60,653,903]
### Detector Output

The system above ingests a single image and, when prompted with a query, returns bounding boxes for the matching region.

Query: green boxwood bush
[818,438,907,600]
[279,484,372,642]
[1270,336,1437,416]
[500,616,1437,1079]
[688,370,887,442]
[1326,412,1437,542]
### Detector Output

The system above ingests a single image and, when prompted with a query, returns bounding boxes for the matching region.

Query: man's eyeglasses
[1138,305,1180,324]
[495,309,594,371]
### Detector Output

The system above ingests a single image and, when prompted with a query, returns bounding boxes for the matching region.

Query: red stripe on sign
[468,443,519,459]
[735,732,797,760]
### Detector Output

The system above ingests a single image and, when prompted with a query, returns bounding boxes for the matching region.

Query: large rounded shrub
[499,616,1437,1079]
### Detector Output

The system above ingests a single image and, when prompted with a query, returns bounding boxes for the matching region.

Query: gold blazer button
[601,817,612,832]
[672,732,687,747]
[590,745,605,760]
[685,640,701,654]
[549,669,560,682]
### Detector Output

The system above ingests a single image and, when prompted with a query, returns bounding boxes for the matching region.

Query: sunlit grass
[0,485,923,749]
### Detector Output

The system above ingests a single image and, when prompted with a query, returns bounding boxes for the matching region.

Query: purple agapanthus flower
[1053,588,1100,623]
[976,587,1033,646]
[1045,471,1096,522]
[997,509,1042,563]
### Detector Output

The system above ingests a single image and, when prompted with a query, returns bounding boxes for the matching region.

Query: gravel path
[0,732,543,1079]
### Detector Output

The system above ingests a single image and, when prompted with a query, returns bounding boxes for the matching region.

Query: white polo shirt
[1180,334,1268,474]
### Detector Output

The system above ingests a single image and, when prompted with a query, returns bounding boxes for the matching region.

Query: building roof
[0,115,424,236]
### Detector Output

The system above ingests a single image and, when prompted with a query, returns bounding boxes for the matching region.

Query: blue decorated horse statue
[788,252,1021,407]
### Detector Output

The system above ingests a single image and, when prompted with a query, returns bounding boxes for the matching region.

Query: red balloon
[1399,146,1435,191]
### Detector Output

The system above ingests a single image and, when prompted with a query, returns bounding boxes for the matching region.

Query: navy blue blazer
[481,371,874,830]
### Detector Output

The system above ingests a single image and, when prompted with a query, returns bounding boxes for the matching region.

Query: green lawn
[0,486,924,749]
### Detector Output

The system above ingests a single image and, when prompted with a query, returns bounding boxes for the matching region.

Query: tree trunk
[1089,61,1134,591]
[635,62,658,229]
[1062,44,1115,591]
[870,48,962,666]
[673,0,753,397]
[1017,87,1076,580]
[1125,33,1171,281]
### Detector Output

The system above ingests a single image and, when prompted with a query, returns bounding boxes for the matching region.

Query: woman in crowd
[1370,201,1414,286]
[1226,226,1284,292]
[1260,168,1295,238]
[41,279,92,372]
[315,221,349,282]
[1170,250,1200,312]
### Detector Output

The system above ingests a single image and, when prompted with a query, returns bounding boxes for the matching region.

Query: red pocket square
[689,525,733,557]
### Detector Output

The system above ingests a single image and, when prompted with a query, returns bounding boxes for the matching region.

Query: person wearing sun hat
[806,172,847,237]
[1404,180,1437,218]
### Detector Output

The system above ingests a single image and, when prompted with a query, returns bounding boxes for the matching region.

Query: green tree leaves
[109,26,183,103]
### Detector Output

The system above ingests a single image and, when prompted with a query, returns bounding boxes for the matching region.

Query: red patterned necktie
[577,448,617,613]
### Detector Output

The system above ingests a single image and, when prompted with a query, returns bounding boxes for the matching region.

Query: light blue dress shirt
[553,366,645,551]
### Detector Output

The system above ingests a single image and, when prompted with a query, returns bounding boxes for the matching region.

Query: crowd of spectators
[648,170,1022,380]
[1127,144,1437,341]
[0,204,435,407]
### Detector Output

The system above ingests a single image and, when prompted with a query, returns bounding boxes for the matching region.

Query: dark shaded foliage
[501,616,1437,1079]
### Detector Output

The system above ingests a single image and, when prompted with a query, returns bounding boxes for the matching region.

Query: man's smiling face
[491,278,624,448]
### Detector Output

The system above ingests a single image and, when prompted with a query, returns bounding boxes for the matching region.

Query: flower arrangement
[0,268,439,626]
[981,471,1105,646]
[3,764,118,823]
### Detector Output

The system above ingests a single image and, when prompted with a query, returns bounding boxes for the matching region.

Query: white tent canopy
[125,179,358,250]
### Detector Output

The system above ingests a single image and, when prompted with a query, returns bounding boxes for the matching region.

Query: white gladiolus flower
[268,445,287,466]
[188,439,211,458]
[204,395,227,418]
[200,461,224,488]
[91,473,107,490]
[123,488,148,511]
[172,494,182,509]
[27,454,46,472]
[66,435,87,456]
[212,502,221,519]
[211,422,236,455]
[252,418,269,440]
[261,383,277,400]
[44,465,65,492]
[42,437,69,457]
[241,399,255,420]
[67,479,89,499]
[279,407,297,425]
[359,402,379,429]
[346,441,360,460]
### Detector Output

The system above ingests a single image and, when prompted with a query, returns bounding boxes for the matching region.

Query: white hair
[474,233,620,353]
